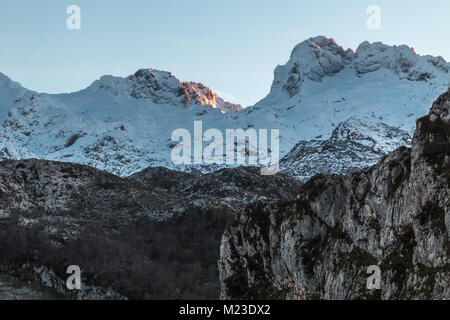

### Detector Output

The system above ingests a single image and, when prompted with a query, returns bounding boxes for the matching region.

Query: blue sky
[1,0,449,106]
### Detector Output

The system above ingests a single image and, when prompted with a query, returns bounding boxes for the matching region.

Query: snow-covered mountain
[279,118,412,180]
[252,36,448,150]
[0,69,243,176]
[0,36,448,177]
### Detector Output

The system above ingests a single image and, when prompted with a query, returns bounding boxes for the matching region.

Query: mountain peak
[88,68,242,113]
[289,36,348,79]
[264,36,350,100]
[291,36,348,58]
[260,37,449,102]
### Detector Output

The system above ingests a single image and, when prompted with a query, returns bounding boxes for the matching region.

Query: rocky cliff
[219,90,450,300]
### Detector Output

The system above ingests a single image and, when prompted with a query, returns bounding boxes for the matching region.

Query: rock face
[182,82,242,113]
[219,90,450,300]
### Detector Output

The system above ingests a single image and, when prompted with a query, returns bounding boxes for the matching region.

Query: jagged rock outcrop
[219,90,450,300]
[182,82,242,113]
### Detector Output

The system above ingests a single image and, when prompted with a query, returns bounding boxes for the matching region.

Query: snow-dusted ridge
[263,36,449,103]
[280,118,412,180]
[0,69,244,176]
[0,36,448,177]
[78,68,243,112]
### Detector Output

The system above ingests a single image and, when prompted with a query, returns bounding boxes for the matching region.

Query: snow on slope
[0,37,448,177]
[279,118,412,180]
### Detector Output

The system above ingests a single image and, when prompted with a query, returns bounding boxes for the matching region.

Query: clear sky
[1,0,449,106]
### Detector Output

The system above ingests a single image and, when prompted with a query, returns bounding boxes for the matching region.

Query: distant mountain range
[0,36,448,178]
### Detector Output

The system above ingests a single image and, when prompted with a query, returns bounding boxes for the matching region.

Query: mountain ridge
[0,36,448,178]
